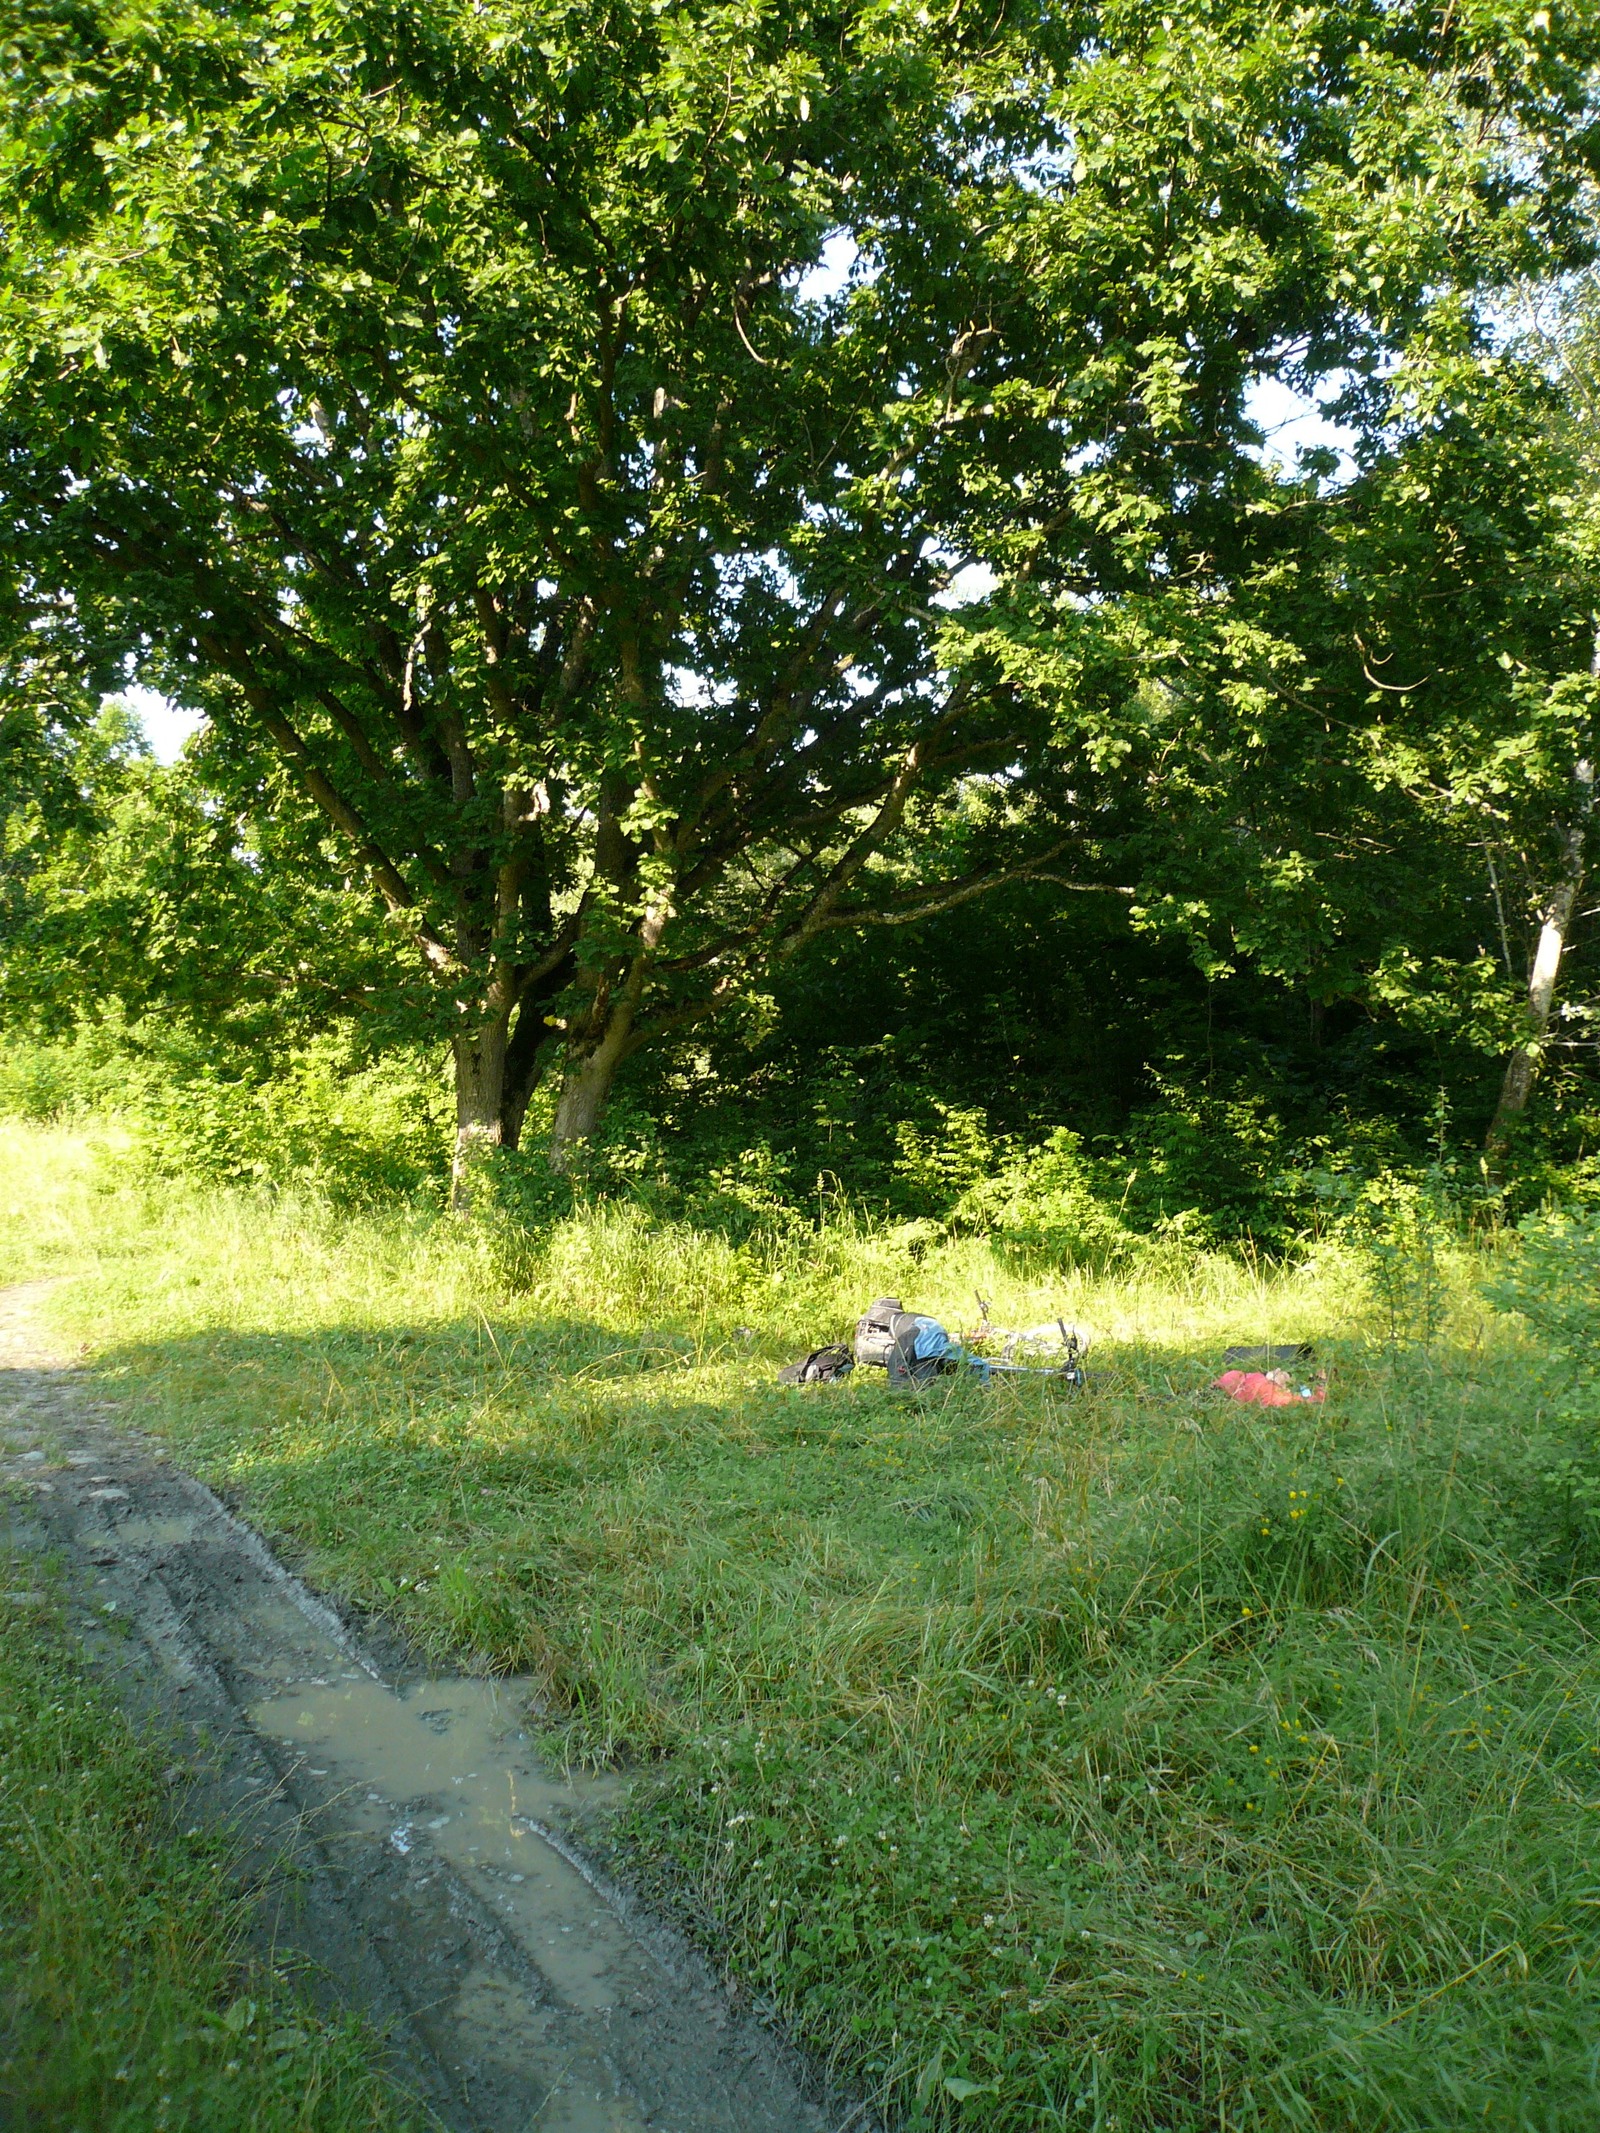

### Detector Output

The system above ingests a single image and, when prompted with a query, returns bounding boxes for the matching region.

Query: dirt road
[0,1283,860,2133]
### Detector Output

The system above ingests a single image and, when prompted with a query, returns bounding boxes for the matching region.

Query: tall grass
[5,1120,1597,2130]
[0,1120,1376,1352]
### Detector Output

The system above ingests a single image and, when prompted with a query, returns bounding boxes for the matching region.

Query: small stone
[19,1451,45,1464]
[86,1487,130,1502]
[4,1591,45,1607]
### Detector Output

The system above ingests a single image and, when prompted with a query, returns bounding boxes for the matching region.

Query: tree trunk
[451,1024,509,1209]
[1485,754,1594,1170]
[548,1005,637,1169]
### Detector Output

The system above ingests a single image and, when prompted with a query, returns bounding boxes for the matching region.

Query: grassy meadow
[5,1118,1600,2130]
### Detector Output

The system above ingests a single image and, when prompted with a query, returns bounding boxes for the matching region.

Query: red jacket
[1213,1369,1325,1408]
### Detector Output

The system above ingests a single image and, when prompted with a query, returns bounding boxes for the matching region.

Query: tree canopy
[3,0,1598,1185]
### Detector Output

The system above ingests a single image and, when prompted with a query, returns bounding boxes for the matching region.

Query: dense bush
[0,1025,448,1205]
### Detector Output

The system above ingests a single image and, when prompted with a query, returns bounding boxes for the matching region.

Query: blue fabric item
[911,1317,954,1362]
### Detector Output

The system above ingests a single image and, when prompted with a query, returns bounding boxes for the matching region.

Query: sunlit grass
[4,1120,1596,2130]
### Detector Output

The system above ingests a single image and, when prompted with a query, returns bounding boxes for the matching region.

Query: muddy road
[0,1284,865,2133]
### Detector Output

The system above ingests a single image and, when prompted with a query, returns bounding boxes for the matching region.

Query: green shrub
[0,1028,450,1206]
[0,1027,158,1120]
[122,1044,449,1205]
[948,1126,1137,1269]
[1487,1209,1600,1365]
[1336,1171,1459,1349]
[1481,1211,1600,1588]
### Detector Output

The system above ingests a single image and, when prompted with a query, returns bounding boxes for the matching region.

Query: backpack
[777,1344,855,1386]
[854,1299,955,1386]
[853,1297,910,1370]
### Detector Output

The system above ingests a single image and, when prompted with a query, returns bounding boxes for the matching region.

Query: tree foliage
[2,0,1598,1184]
[2,726,411,1048]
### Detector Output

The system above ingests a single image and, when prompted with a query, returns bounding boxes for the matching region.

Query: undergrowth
[5,1120,1600,2129]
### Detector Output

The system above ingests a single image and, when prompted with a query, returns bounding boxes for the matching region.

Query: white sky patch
[1243,374,1358,479]
[932,560,998,611]
[668,664,738,710]
[115,686,204,764]
[791,231,862,307]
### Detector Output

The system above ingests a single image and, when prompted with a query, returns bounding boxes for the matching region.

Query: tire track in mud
[0,1283,867,2133]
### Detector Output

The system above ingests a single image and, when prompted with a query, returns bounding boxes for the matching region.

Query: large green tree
[2,0,1596,1183]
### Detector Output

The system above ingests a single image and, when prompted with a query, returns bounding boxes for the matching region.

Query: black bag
[777,1344,855,1386]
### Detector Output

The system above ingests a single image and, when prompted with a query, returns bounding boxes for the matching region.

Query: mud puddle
[251,1676,664,2128]
[0,1283,856,2133]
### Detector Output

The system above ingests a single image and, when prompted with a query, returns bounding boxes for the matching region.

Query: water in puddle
[250,1675,651,2131]
[110,1513,200,1550]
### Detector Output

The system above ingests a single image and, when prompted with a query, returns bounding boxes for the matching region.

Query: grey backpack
[854,1297,912,1369]
[854,1298,953,1386]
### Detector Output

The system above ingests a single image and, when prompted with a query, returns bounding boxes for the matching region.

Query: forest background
[3,0,1600,1243]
